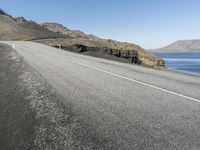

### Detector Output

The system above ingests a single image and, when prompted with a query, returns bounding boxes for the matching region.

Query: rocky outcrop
[68,44,142,63]
[38,38,164,67]
[14,17,27,23]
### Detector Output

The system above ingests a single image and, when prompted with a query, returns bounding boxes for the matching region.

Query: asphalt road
[2,41,200,149]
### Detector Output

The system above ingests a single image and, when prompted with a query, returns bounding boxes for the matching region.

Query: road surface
[2,41,200,149]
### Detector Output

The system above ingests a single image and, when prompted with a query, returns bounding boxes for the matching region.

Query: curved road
[3,41,200,149]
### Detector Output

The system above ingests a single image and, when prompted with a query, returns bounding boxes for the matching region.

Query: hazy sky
[1,0,200,49]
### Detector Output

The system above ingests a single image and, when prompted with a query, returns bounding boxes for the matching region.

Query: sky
[1,0,200,49]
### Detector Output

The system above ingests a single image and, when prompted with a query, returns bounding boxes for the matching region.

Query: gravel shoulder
[0,44,37,149]
[0,44,103,150]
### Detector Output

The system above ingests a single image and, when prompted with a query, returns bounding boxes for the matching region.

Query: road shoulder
[0,43,100,149]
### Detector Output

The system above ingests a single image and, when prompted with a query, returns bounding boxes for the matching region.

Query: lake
[154,52,200,75]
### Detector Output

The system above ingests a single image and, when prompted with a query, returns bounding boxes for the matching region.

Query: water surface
[154,52,200,75]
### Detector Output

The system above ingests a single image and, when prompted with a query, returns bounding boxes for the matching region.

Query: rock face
[156,39,200,52]
[40,23,164,67]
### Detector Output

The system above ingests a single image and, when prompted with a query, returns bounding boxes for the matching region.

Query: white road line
[7,41,200,103]
[63,57,200,103]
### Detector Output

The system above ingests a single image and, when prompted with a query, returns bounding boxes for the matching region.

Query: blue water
[154,52,200,75]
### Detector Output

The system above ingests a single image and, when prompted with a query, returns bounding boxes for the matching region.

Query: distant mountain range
[0,9,164,67]
[155,40,200,52]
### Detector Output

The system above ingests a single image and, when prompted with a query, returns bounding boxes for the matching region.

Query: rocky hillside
[0,12,64,40]
[156,40,200,52]
[41,23,99,40]
[0,10,164,67]
[39,23,164,67]
[0,9,8,15]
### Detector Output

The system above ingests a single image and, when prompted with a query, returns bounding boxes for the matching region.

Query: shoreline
[153,51,200,76]
[161,66,200,77]
[150,50,200,53]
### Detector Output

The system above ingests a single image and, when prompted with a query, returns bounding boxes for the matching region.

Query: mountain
[0,10,164,67]
[39,23,164,67]
[41,23,99,40]
[0,13,64,40]
[156,40,200,52]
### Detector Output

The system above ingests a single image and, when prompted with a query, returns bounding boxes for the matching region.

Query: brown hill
[156,40,200,52]
[41,23,99,40]
[39,23,164,67]
[0,13,64,40]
